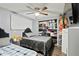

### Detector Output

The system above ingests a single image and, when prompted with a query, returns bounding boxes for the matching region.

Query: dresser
[62,27,79,56]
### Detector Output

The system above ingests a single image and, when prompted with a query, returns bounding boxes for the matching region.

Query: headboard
[22,28,32,37]
[0,28,9,38]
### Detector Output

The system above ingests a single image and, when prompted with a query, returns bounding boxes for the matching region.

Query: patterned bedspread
[20,36,54,55]
[0,44,37,56]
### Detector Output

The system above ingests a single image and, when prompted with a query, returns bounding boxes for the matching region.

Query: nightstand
[10,34,22,45]
[10,39,20,45]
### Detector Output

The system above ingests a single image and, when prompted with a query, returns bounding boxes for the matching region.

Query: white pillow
[25,33,35,37]
[0,37,10,47]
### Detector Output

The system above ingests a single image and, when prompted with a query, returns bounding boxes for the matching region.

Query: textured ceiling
[0,3,65,13]
[0,3,66,20]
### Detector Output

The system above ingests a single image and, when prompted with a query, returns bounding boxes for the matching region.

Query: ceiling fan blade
[26,5,40,13]
[40,12,48,15]
[42,7,48,11]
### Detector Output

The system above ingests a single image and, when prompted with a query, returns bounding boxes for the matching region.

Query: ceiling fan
[25,5,48,16]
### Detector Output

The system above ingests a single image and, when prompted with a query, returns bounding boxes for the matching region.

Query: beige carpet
[52,46,64,56]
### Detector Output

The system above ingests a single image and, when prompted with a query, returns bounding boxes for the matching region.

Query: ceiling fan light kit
[35,12,40,16]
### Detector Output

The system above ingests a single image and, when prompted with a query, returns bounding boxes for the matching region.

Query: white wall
[32,20,39,35]
[0,8,39,37]
[0,9,10,33]
[11,14,32,30]
[66,10,72,17]
[0,8,41,37]
[0,9,23,37]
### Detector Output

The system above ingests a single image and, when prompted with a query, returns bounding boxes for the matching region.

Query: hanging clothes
[59,15,69,32]
[59,16,63,32]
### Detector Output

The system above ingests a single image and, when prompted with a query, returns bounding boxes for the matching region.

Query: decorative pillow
[0,37,10,47]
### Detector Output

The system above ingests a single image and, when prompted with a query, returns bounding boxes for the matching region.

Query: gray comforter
[20,36,53,55]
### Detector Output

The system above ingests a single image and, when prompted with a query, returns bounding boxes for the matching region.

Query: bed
[0,44,37,56]
[20,35,54,56]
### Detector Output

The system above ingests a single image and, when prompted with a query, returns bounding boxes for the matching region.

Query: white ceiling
[64,3,72,13]
[0,3,65,20]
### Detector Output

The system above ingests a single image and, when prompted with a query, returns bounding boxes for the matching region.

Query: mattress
[0,44,37,56]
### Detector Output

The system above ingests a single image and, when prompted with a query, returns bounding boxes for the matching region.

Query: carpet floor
[37,45,64,56]
[51,46,64,56]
